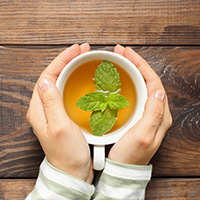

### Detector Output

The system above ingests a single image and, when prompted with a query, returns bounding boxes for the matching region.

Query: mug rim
[56,50,147,145]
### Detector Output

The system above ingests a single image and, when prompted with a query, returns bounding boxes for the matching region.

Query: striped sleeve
[25,157,95,200]
[93,158,152,200]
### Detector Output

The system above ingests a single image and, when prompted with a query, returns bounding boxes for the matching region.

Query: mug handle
[93,145,105,170]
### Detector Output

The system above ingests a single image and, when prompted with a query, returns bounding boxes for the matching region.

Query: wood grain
[146,178,200,199]
[0,45,199,178]
[0,179,35,200]
[0,178,200,200]
[0,0,199,45]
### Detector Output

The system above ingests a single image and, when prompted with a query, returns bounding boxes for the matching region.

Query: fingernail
[64,44,79,52]
[38,78,51,91]
[80,43,90,53]
[155,89,165,101]
[60,44,80,62]
[116,44,124,49]
[70,43,79,49]
[80,42,88,47]
[114,44,125,55]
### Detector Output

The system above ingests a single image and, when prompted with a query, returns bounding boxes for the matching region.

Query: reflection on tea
[63,60,137,134]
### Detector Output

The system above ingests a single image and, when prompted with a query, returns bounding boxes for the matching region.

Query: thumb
[38,78,68,125]
[142,89,165,133]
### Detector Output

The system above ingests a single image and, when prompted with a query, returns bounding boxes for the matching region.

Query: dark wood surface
[0,0,200,45]
[1,178,200,200]
[0,0,200,199]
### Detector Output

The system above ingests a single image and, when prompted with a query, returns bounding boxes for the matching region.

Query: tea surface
[63,60,137,134]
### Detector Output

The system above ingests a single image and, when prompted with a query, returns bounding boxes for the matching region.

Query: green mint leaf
[90,107,118,136]
[76,92,107,111]
[95,61,121,92]
[107,93,130,110]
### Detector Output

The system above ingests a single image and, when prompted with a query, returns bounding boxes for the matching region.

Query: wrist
[62,164,94,184]
[47,157,93,184]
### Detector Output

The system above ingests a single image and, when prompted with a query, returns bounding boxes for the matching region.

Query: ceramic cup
[56,50,147,170]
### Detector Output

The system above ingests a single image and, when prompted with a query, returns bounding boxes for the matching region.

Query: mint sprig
[76,61,130,136]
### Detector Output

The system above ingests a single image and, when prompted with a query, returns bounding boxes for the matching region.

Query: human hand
[108,45,172,165]
[26,43,94,184]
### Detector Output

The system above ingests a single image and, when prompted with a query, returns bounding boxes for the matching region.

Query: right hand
[108,45,172,165]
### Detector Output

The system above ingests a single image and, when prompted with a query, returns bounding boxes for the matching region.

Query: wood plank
[0,45,199,177]
[0,178,200,199]
[0,0,199,45]
[146,178,200,199]
[0,179,35,200]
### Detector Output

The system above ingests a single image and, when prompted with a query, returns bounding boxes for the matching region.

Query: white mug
[56,50,147,170]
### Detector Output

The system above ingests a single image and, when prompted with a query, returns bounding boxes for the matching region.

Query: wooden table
[0,0,200,199]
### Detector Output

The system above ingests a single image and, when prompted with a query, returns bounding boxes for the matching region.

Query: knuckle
[50,123,67,137]
[48,118,77,138]
[167,113,173,128]
[152,107,164,121]
[26,108,33,126]
[42,95,56,108]
[152,78,162,88]
[26,109,30,122]
[136,136,153,148]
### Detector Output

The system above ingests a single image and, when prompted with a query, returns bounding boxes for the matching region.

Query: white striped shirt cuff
[26,157,95,200]
[104,158,152,180]
[93,158,152,200]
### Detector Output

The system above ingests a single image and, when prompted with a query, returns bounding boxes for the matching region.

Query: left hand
[26,43,94,184]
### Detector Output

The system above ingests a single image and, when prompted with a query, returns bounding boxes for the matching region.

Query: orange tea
[63,60,137,134]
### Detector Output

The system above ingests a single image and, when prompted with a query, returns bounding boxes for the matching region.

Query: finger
[80,43,90,54]
[42,44,81,83]
[114,44,124,56]
[141,89,165,134]
[124,47,159,84]
[154,96,172,143]
[38,77,70,127]
[26,89,47,137]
